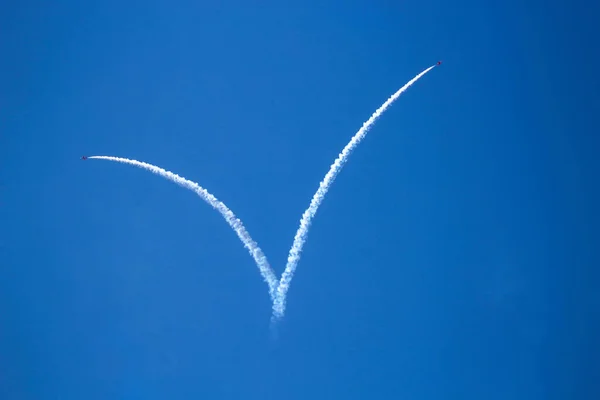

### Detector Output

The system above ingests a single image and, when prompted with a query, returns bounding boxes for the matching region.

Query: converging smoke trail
[89,156,279,300]
[272,64,438,320]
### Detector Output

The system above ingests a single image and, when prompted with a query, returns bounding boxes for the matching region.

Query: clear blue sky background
[1,1,598,398]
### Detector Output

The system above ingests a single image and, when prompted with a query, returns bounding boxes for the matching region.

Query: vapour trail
[89,156,279,300]
[272,64,438,320]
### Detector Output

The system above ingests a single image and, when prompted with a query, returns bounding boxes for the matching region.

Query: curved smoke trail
[272,64,438,320]
[89,156,278,300]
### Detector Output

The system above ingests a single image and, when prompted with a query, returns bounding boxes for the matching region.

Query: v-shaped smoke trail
[272,64,438,320]
[89,156,279,300]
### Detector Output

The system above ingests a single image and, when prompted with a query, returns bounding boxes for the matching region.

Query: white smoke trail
[89,156,279,300]
[272,64,438,320]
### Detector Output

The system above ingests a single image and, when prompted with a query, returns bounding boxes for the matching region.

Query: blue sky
[1,0,598,398]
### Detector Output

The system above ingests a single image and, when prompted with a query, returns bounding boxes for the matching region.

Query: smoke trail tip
[269,312,283,334]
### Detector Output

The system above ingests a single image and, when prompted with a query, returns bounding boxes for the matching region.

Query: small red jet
[81,156,88,160]
[436,61,442,65]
